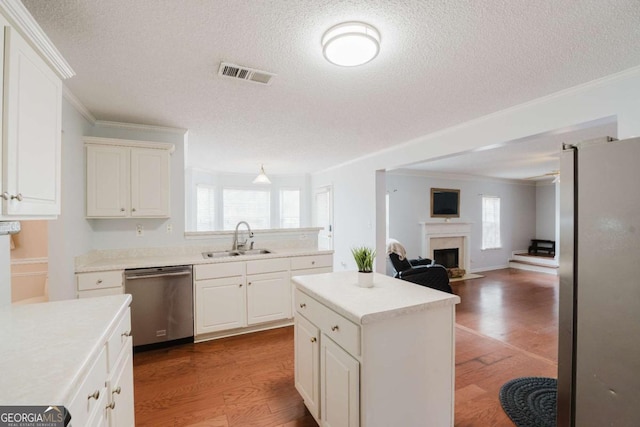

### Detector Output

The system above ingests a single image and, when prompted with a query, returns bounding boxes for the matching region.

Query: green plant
[351,246,376,272]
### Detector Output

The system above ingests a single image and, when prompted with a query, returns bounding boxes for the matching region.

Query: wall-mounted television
[431,188,460,218]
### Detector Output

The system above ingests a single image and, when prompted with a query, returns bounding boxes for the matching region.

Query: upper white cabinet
[0,5,69,219]
[85,137,174,218]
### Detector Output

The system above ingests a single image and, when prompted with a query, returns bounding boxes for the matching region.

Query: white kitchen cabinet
[196,276,247,334]
[247,271,291,325]
[76,270,124,298]
[107,338,135,427]
[1,21,62,218]
[294,314,320,421]
[293,272,459,427]
[85,137,173,218]
[321,335,360,427]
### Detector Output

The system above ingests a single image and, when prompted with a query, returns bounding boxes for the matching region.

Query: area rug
[450,273,484,283]
[499,377,557,427]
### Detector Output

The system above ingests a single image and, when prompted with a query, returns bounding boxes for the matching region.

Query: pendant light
[322,22,381,67]
[253,164,271,184]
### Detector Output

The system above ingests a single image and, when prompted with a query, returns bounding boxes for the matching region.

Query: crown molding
[0,0,75,79]
[62,85,96,124]
[95,120,187,135]
[84,136,175,154]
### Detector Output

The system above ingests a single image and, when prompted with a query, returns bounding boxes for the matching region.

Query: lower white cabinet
[107,339,135,427]
[76,270,124,299]
[195,276,246,334]
[321,335,360,427]
[194,254,331,340]
[294,314,320,419]
[247,271,291,325]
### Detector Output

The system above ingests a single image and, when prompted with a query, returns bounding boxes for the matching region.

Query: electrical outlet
[166,223,173,233]
[136,224,144,237]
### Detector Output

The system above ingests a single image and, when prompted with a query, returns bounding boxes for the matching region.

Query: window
[482,196,501,249]
[223,189,270,230]
[280,189,300,228]
[196,184,215,231]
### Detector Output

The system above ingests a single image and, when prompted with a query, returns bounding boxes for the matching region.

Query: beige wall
[11,221,48,303]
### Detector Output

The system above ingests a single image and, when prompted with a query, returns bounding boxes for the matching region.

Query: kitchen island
[0,295,134,426]
[292,271,460,427]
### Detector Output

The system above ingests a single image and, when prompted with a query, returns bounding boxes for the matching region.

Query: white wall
[47,98,94,301]
[387,172,536,272]
[312,67,640,274]
[535,182,556,241]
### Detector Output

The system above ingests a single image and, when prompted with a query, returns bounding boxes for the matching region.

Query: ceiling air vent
[218,62,276,85]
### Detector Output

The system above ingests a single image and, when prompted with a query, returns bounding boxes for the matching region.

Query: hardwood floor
[133,268,558,426]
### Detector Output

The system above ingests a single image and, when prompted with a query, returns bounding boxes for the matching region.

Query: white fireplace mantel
[419,221,472,272]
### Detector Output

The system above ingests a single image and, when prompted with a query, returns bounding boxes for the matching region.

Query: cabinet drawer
[295,290,360,356]
[247,257,289,275]
[107,309,132,371]
[195,262,244,280]
[77,270,123,291]
[291,254,333,271]
[77,287,123,299]
[291,267,333,277]
[67,346,108,427]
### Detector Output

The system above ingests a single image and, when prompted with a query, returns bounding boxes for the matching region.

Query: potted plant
[351,246,376,287]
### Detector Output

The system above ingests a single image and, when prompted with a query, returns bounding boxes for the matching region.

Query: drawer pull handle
[331,325,339,332]
[106,401,116,410]
[121,331,131,337]
[120,208,125,212]
[310,337,317,343]
[311,261,316,265]
[88,390,100,400]
[112,386,122,395]
[132,208,137,212]
[299,303,306,308]
[11,193,23,202]
[96,279,103,285]
[248,282,252,286]
[239,283,243,287]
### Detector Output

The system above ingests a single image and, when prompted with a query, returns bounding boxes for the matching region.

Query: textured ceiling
[22,0,640,175]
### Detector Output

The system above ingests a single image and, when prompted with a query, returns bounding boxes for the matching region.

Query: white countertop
[292,271,460,325]
[76,247,333,273]
[0,295,131,405]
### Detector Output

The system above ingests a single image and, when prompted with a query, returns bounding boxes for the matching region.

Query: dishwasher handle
[125,271,192,280]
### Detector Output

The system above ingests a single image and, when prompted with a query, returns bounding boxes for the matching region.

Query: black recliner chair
[388,252,453,294]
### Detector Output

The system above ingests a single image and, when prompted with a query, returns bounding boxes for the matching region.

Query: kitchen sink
[201,249,271,259]
[202,251,242,259]
[241,249,271,255]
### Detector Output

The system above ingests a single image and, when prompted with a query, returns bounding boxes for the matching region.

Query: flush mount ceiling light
[253,164,271,184]
[322,22,380,67]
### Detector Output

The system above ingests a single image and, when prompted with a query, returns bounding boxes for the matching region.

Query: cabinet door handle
[310,337,317,343]
[120,208,125,212]
[331,325,339,332]
[132,208,136,212]
[239,283,243,287]
[121,331,131,337]
[311,261,316,265]
[96,279,103,285]
[106,401,116,410]
[11,193,23,201]
[112,386,122,395]
[299,303,306,308]
[0,192,9,200]
[88,390,100,400]
[248,282,252,286]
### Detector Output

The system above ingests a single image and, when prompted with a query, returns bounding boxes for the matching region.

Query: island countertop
[0,295,132,405]
[292,271,460,325]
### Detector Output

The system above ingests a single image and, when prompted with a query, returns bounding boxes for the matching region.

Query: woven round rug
[499,377,557,427]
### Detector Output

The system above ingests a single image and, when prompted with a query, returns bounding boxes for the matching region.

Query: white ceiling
[22,0,640,176]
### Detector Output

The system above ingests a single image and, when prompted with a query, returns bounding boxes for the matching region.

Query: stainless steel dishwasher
[124,265,193,348]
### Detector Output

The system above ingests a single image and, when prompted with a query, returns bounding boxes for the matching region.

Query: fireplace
[434,248,459,268]
[420,221,472,273]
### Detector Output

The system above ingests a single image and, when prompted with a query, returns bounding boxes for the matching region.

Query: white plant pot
[358,271,374,288]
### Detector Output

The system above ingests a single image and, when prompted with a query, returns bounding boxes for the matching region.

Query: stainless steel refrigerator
[558,136,640,426]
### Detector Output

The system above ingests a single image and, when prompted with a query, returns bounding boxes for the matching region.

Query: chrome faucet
[232,221,253,251]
